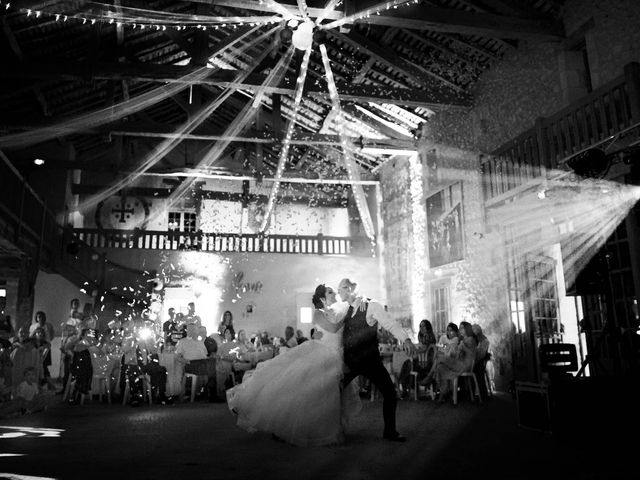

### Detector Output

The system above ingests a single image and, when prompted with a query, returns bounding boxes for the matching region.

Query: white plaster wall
[98,249,382,339]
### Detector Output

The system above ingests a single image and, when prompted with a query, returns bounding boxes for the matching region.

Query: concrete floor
[0,392,632,480]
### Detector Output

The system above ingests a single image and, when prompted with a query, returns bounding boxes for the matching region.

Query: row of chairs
[379,345,494,404]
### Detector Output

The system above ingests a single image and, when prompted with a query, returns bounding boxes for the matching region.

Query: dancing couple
[226,278,416,446]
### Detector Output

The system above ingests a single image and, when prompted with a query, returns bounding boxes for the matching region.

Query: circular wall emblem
[95,196,150,230]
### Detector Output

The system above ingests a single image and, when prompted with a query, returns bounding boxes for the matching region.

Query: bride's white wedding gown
[226,301,361,447]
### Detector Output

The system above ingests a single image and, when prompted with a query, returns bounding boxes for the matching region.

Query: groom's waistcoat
[343,301,379,368]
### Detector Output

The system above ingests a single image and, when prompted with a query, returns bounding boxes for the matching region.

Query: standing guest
[162,308,177,344]
[296,329,309,345]
[29,311,55,342]
[31,327,54,389]
[67,328,95,404]
[163,308,186,346]
[185,302,202,327]
[0,315,14,348]
[119,320,146,407]
[66,299,83,328]
[81,303,94,325]
[217,310,235,338]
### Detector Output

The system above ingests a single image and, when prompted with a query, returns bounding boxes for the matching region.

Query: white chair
[451,359,483,405]
[410,345,437,400]
[62,376,90,405]
[122,374,153,405]
[183,373,208,403]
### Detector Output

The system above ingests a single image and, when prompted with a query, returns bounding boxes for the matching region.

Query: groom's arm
[366,302,408,343]
[367,302,416,355]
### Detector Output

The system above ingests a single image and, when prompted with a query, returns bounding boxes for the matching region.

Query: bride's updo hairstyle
[312,284,326,309]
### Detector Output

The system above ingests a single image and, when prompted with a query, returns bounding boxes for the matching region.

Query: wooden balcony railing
[482,62,640,204]
[72,228,371,256]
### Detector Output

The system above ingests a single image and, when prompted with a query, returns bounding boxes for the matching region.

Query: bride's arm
[312,309,344,333]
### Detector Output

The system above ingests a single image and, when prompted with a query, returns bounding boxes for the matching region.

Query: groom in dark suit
[339,277,416,442]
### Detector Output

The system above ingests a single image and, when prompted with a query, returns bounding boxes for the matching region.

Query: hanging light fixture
[291,20,314,50]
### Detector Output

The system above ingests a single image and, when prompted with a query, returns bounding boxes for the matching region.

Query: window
[300,307,313,324]
[432,285,450,336]
[168,211,197,232]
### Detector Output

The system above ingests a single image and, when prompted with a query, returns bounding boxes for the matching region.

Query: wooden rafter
[188,0,562,40]
[0,61,470,108]
[348,2,564,40]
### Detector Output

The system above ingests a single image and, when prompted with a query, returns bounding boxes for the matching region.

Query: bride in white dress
[226,284,361,447]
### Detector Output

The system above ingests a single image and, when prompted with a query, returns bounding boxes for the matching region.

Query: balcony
[481,62,640,205]
[71,228,373,256]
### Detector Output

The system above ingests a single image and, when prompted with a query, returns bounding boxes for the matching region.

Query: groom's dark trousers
[342,362,398,435]
[341,302,398,436]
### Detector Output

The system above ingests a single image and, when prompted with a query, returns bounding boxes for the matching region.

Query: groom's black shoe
[383,432,407,442]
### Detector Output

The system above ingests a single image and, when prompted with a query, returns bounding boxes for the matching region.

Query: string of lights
[320,0,420,30]
[409,153,427,323]
[0,2,281,31]
[259,45,313,233]
[1,0,419,32]
[319,43,376,240]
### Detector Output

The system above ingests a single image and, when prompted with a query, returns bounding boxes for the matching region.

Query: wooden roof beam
[0,61,470,108]
[328,2,561,40]
[345,1,564,41]
[188,0,344,20]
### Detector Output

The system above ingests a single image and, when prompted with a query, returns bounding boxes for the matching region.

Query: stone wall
[426,0,640,154]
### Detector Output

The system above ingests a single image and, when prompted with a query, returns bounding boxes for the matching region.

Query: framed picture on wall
[426,182,464,268]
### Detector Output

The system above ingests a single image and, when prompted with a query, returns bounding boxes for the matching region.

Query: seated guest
[258,331,271,348]
[398,319,437,397]
[204,329,221,357]
[236,329,255,353]
[427,321,477,402]
[175,324,209,363]
[295,329,309,345]
[138,333,170,405]
[0,367,53,417]
[281,326,298,348]
[472,323,493,399]
[176,324,212,400]
[216,328,239,394]
[438,323,460,357]
[10,327,42,391]
[228,329,253,382]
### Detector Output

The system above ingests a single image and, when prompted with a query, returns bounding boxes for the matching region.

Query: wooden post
[534,117,550,172]
[624,62,640,123]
